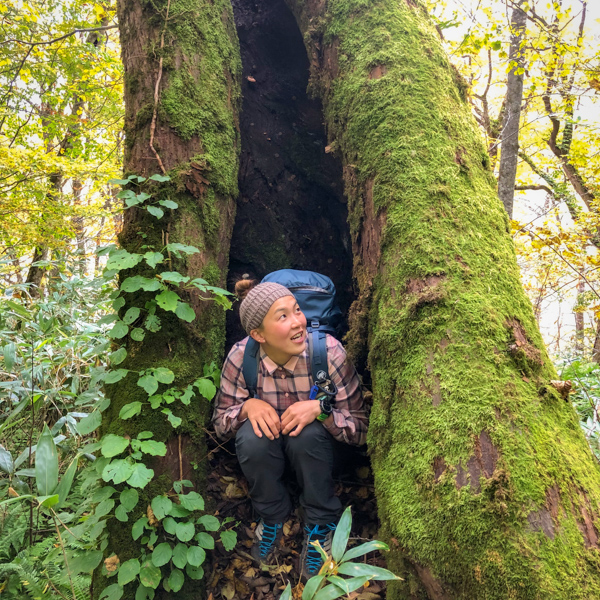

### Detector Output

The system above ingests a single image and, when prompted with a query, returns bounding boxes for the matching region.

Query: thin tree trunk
[285,0,600,597]
[575,278,585,354]
[497,0,526,218]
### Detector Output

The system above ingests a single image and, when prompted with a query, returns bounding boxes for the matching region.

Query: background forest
[0,0,599,598]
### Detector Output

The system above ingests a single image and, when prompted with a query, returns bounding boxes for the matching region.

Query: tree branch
[1,25,118,47]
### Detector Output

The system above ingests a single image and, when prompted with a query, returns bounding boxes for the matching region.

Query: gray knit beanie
[239,282,294,334]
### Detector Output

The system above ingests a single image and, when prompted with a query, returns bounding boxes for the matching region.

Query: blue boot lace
[259,522,282,557]
[304,522,337,575]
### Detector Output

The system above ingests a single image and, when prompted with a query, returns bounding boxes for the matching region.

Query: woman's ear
[250,328,265,344]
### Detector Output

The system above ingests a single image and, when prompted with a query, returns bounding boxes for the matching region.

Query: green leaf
[156,290,179,312]
[121,276,163,293]
[180,386,195,405]
[127,463,154,489]
[125,192,151,207]
[179,491,204,512]
[137,431,154,440]
[145,314,161,332]
[119,402,142,420]
[102,459,134,484]
[175,302,196,322]
[185,564,204,580]
[100,583,124,600]
[107,249,143,271]
[154,367,174,384]
[55,457,78,506]
[332,506,352,562]
[109,348,128,365]
[162,409,182,428]
[105,369,128,384]
[139,440,167,456]
[168,568,185,593]
[36,424,58,496]
[159,272,190,284]
[2,342,16,371]
[176,521,195,542]
[148,174,171,182]
[341,540,389,563]
[159,199,178,208]
[139,559,162,589]
[220,530,237,551]
[0,446,14,475]
[135,584,154,600]
[138,375,158,396]
[101,435,130,458]
[70,550,103,573]
[38,494,60,508]
[302,575,325,600]
[132,517,149,540]
[280,583,292,600]
[146,206,164,219]
[112,297,126,310]
[187,546,206,567]
[118,558,141,586]
[109,178,130,185]
[95,499,115,518]
[172,543,188,569]
[313,584,346,600]
[336,562,399,581]
[151,495,173,520]
[198,514,220,532]
[131,328,146,342]
[123,307,141,324]
[166,243,200,256]
[151,542,172,567]
[326,576,371,596]
[195,378,216,401]
[109,321,129,339]
[144,252,164,268]
[117,190,137,200]
[195,532,214,549]
[115,505,129,522]
[163,517,177,535]
[120,488,140,511]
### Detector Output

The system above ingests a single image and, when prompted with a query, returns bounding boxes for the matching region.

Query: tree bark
[497,0,526,219]
[283,0,600,597]
[94,0,241,596]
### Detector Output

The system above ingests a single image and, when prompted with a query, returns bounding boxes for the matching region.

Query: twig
[51,512,77,600]
[28,341,34,547]
[1,25,118,47]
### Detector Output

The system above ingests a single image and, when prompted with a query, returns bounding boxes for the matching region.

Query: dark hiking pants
[235,419,341,525]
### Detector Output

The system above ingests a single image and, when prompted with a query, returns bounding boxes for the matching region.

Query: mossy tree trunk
[94,0,241,596]
[285,0,600,597]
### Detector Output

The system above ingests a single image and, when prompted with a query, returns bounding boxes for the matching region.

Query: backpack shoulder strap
[307,321,330,384]
[242,338,260,398]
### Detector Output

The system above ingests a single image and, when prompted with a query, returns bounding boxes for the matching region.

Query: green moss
[287,0,600,597]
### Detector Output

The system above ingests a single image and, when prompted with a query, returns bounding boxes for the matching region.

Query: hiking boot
[300,522,337,581]
[251,520,283,564]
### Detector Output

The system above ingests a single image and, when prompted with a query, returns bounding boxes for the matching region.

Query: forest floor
[204,429,388,600]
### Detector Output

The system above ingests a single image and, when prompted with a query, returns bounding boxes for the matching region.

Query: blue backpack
[242,269,342,398]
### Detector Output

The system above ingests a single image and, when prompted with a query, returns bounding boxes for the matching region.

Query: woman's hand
[239,398,281,440]
[281,400,321,437]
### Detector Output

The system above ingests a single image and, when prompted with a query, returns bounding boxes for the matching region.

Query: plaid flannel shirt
[212,334,368,446]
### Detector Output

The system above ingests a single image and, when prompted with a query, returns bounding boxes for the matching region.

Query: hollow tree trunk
[284,0,600,597]
[94,0,241,596]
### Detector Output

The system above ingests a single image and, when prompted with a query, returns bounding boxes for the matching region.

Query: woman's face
[250,295,307,364]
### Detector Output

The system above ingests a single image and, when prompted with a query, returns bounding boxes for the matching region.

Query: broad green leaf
[99,583,124,600]
[125,193,151,207]
[0,446,14,475]
[117,190,137,200]
[38,494,60,508]
[145,314,161,332]
[168,568,185,593]
[326,576,371,595]
[195,532,214,549]
[119,402,142,420]
[127,463,154,489]
[105,369,128,384]
[169,544,186,570]
[187,546,206,567]
[121,276,163,293]
[146,206,164,219]
[195,378,216,401]
[180,386,195,405]
[220,530,237,551]
[35,424,58,496]
[160,271,190,284]
[179,491,204,512]
[302,575,325,600]
[123,307,141,324]
[131,328,146,342]
[185,564,204,580]
[155,290,178,312]
[280,583,292,600]
[120,488,139,511]
[144,252,164,268]
[198,514,220,532]
[139,440,167,456]
[169,504,191,518]
[109,321,129,339]
[151,495,172,520]
[107,249,143,271]
[154,367,174,384]
[176,521,195,542]
[313,584,347,600]
[76,410,102,435]
[92,487,116,503]
[101,434,130,458]
[109,348,127,365]
[166,243,200,256]
[132,517,149,540]
[332,506,352,562]
[137,431,154,440]
[162,409,182,428]
[139,559,162,589]
[138,375,158,396]
[95,499,115,518]
[55,457,78,506]
[163,517,177,535]
[159,199,178,208]
[102,459,134,484]
[148,174,171,182]
[109,178,130,185]
[175,302,196,322]
[115,505,129,522]
[6,300,30,318]
[70,550,103,573]
[341,540,389,563]
[113,297,126,310]
[2,342,16,371]
[336,562,399,581]
[135,584,154,600]
[151,542,172,567]
[118,558,141,586]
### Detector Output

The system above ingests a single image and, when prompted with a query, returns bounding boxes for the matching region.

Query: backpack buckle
[311,320,320,329]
